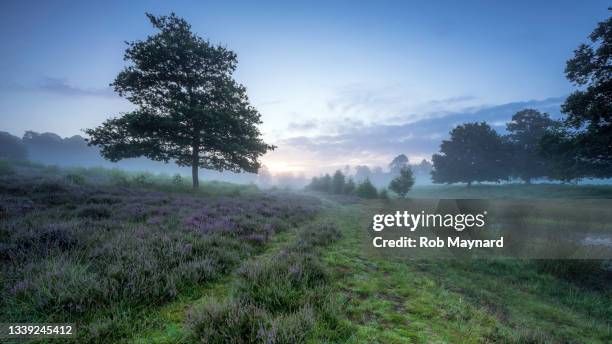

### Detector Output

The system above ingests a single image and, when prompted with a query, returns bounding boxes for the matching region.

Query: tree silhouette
[548,10,612,178]
[431,122,509,186]
[389,166,415,197]
[0,131,27,161]
[355,178,378,199]
[506,109,557,183]
[331,170,346,194]
[388,154,409,174]
[86,13,274,188]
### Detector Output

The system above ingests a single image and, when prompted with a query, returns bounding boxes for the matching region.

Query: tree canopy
[546,11,612,179]
[86,13,274,188]
[506,109,558,183]
[431,122,508,186]
[389,166,415,197]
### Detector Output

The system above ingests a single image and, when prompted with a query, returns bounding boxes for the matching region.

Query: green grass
[410,183,612,199]
[4,160,611,343]
[322,201,612,343]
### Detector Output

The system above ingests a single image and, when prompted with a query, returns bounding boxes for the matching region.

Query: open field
[410,183,612,199]
[1,162,611,343]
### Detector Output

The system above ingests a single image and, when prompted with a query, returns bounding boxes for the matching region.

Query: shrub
[187,300,265,343]
[235,253,328,313]
[355,178,378,199]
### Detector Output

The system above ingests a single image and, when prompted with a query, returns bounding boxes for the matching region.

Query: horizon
[0,0,609,175]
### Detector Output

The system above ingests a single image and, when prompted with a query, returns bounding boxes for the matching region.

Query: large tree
[506,109,558,183]
[431,122,509,186]
[545,10,612,179]
[86,13,274,188]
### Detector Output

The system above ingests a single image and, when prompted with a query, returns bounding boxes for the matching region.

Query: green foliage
[506,109,558,183]
[331,170,346,194]
[378,188,389,199]
[388,154,409,174]
[355,178,378,199]
[85,13,274,188]
[548,11,612,179]
[432,122,509,185]
[388,166,415,197]
[306,174,332,193]
[343,177,356,195]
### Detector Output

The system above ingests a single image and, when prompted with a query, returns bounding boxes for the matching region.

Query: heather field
[1,162,612,343]
[0,162,327,342]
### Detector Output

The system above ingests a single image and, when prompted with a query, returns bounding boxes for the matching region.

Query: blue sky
[0,0,609,174]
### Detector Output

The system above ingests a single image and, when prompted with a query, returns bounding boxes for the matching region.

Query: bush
[187,299,264,343]
[355,178,378,199]
[235,253,328,313]
[187,300,316,344]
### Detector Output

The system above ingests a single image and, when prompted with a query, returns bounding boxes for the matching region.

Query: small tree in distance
[355,178,378,199]
[389,166,415,197]
[344,177,356,194]
[331,170,346,194]
[86,13,274,188]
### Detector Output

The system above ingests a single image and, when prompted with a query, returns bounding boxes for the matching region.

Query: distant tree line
[306,155,416,199]
[306,170,381,199]
[432,13,611,185]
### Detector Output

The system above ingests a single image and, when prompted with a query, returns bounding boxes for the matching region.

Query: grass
[323,201,612,343]
[410,183,612,199]
[0,162,322,343]
[2,160,611,343]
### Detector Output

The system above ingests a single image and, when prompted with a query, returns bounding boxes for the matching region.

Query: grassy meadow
[1,160,611,343]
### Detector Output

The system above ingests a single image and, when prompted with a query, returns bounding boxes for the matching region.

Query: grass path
[129,227,300,343]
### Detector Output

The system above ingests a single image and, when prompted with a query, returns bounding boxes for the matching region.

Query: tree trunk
[192,144,199,189]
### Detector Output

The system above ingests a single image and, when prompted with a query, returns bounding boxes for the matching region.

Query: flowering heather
[0,174,321,342]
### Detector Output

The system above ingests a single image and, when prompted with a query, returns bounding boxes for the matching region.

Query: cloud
[324,83,480,127]
[288,119,318,131]
[2,77,115,98]
[271,96,566,174]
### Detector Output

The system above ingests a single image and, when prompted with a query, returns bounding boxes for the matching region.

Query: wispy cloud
[2,77,115,98]
[268,97,566,174]
[287,119,318,131]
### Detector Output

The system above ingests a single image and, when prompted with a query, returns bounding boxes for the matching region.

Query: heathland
[1,160,611,343]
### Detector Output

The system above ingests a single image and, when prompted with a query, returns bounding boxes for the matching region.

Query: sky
[0,0,609,175]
